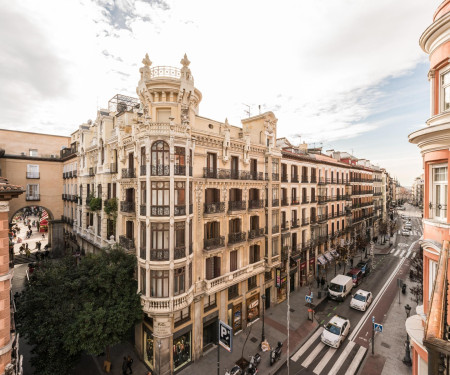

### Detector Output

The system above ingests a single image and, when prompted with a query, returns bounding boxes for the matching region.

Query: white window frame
[430,164,448,221]
[441,69,450,112]
[428,259,438,302]
[26,184,39,199]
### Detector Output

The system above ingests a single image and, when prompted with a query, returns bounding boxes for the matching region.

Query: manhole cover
[250,337,258,343]
[290,308,295,313]
[381,342,391,349]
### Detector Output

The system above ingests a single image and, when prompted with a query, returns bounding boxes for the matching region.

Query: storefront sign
[309,257,315,265]
[247,293,260,323]
[276,268,281,288]
[300,261,307,270]
[154,320,171,337]
[218,320,233,352]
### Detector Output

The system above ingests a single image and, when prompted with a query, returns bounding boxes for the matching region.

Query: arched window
[151,141,170,176]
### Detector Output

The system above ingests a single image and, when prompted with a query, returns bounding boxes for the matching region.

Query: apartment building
[408,1,450,374]
[411,175,424,208]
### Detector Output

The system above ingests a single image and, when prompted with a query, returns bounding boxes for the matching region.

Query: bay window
[431,165,448,220]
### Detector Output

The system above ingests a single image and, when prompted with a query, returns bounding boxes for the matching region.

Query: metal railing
[120,201,135,213]
[26,195,40,201]
[204,236,225,250]
[272,199,280,206]
[272,225,279,234]
[229,201,246,211]
[174,246,186,260]
[204,202,225,214]
[140,165,146,176]
[26,172,39,179]
[228,232,246,244]
[140,204,146,216]
[291,198,300,205]
[174,165,186,176]
[121,168,136,178]
[302,196,310,204]
[249,200,264,209]
[281,174,288,182]
[150,249,169,261]
[119,235,135,250]
[281,198,289,206]
[174,205,186,216]
[302,218,309,226]
[301,175,309,183]
[291,175,299,183]
[151,205,169,216]
[248,228,264,239]
[291,219,300,228]
[151,165,169,176]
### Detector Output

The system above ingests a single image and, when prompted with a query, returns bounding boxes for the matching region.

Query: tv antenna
[243,103,251,118]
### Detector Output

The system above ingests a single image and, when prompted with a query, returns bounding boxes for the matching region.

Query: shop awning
[324,252,334,262]
[317,255,327,265]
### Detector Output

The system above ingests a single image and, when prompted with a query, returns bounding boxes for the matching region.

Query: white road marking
[302,342,325,368]
[411,252,417,259]
[400,250,406,258]
[313,346,337,374]
[406,250,411,258]
[393,249,401,256]
[389,248,396,254]
[291,327,324,362]
[327,341,356,375]
[344,346,367,375]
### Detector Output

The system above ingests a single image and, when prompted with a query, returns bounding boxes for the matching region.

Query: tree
[378,221,388,242]
[17,246,143,374]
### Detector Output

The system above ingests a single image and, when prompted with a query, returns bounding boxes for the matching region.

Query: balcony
[281,174,288,182]
[110,163,118,173]
[249,171,264,180]
[119,235,135,251]
[26,172,39,179]
[301,175,309,183]
[151,165,169,176]
[272,199,280,206]
[228,232,246,244]
[141,287,195,314]
[174,205,186,216]
[310,176,317,183]
[301,218,309,226]
[310,215,318,225]
[26,195,40,201]
[122,168,136,178]
[281,221,289,231]
[318,196,328,204]
[272,225,279,234]
[248,228,264,239]
[291,198,300,205]
[204,236,225,251]
[140,247,146,259]
[73,170,77,177]
[174,246,186,260]
[151,205,169,216]
[174,165,186,176]
[89,167,95,176]
[120,201,135,213]
[318,178,330,185]
[228,200,246,211]
[310,196,317,203]
[281,198,289,206]
[291,175,299,183]
[140,165,146,176]
[291,219,300,228]
[248,199,264,209]
[150,249,169,261]
[373,192,382,196]
[140,204,146,216]
[204,202,225,214]
[272,173,280,181]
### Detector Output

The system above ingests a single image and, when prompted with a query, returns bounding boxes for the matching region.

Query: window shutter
[206,258,212,280]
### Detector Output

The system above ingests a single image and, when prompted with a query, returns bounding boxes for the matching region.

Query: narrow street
[276,203,422,375]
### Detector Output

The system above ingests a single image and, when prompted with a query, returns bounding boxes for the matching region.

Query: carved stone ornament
[139,53,152,80]
[243,134,250,164]
[180,53,192,81]
[222,118,230,162]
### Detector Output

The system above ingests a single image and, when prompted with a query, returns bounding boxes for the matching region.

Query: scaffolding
[108,94,140,114]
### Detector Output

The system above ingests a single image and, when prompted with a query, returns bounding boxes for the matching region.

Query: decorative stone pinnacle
[142,53,152,67]
[180,53,190,68]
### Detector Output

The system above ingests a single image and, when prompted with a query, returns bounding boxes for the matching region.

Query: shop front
[173,328,192,372]
[202,312,218,352]
[246,293,260,324]
[143,323,154,371]
[275,268,287,302]
[300,261,307,286]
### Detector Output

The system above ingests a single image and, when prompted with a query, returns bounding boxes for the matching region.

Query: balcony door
[229,218,241,234]
[207,153,217,171]
[205,221,220,240]
[250,216,259,230]
[126,221,134,240]
[229,188,242,202]
[205,188,220,204]
[128,152,134,170]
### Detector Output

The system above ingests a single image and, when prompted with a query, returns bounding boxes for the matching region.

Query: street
[276,203,422,375]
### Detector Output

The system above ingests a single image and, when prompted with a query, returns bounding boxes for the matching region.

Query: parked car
[346,269,364,288]
[350,290,373,311]
[355,259,372,277]
[328,275,353,301]
[321,315,351,348]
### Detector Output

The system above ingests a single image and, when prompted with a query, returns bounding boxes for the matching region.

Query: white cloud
[0,0,440,143]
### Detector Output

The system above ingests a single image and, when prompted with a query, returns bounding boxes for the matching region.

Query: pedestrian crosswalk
[389,247,417,259]
[290,327,367,375]
[397,230,422,236]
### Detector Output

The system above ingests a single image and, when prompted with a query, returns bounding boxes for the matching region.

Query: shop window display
[143,325,154,370]
[246,294,260,323]
[173,332,191,370]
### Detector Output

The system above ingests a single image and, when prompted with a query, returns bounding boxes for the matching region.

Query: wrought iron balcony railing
[228,200,246,211]
[228,232,246,244]
[151,205,169,216]
[120,201,135,213]
[204,236,225,250]
[204,202,225,214]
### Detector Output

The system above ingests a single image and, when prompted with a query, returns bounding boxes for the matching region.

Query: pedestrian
[316,275,320,288]
[19,245,24,255]
[126,355,133,374]
[25,248,31,258]
[37,241,41,251]
[320,276,325,290]
[122,357,128,375]
[42,233,45,239]
[28,224,31,231]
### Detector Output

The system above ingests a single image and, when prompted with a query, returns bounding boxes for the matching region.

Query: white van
[328,275,353,301]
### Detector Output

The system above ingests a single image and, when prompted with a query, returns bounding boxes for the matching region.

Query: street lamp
[403,304,412,367]
[261,294,266,347]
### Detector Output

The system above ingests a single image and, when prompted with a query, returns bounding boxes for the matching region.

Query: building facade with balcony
[408,1,450,374]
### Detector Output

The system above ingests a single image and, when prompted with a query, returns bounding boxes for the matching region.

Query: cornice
[420,11,450,54]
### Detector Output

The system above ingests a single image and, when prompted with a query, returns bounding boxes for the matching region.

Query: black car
[355,259,372,277]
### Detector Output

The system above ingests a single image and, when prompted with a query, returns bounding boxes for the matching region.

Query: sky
[0,0,442,185]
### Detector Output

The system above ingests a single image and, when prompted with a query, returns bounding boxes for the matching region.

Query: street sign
[218,320,232,352]
[305,295,312,303]
[397,278,403,287]
[374,323,383,333]
[372,316,375,323]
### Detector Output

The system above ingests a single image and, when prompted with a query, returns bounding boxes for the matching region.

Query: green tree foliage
[88,196,102,211]
[17,246,143,374]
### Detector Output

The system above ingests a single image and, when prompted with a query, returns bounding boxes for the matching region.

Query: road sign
[372,316,375,323]
[374,323,383,333]
[305,295,312,303]
[397,278,403,287]
[218,320,232,352]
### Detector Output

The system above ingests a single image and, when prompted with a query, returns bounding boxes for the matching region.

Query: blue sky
[0,0,440,185]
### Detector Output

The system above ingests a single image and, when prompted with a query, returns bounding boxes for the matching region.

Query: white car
[350,289,373,311]
[321,315,351,348]
[401,229,410,236]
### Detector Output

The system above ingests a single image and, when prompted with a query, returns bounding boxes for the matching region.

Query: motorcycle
[246,353,261,374]
[225,365,243,375]
[270,341,283,366]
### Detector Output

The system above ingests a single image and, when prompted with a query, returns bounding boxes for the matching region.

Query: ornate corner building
[56,54,392,373]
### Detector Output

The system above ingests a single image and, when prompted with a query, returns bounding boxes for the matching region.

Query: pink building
[408,1,450,374]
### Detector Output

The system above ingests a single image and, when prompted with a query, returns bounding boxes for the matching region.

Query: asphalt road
[276,203,422,375]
